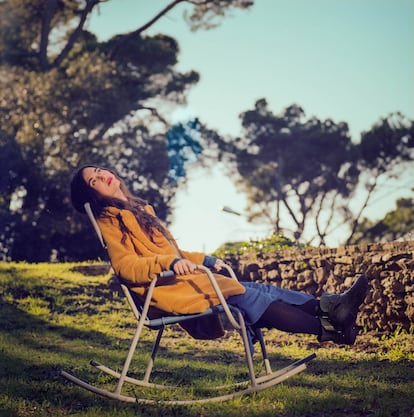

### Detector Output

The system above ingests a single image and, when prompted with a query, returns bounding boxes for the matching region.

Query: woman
[70,165,369,345]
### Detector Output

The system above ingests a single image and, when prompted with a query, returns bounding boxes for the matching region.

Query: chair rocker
[61,202,316,404]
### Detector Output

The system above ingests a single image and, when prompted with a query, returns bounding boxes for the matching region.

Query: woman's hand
[173,259,196,275]
[213,259,223,271]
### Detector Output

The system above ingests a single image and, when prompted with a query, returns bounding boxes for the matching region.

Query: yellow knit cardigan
[97,206,245,315]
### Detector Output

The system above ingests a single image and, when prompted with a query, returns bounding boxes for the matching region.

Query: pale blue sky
[89,0,414,251]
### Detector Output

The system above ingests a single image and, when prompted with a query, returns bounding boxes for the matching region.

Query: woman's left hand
[213,259,223,271]
[173,259,196,275]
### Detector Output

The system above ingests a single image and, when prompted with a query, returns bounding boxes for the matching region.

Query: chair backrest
[84,202,106,248]
[83,202,144,320]
[83,202,162,319]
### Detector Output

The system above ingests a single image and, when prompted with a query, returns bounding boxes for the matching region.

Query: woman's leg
[236,275,369,345]
[256,299,359,345]
[255,301,320,335]
[295,299,319,315]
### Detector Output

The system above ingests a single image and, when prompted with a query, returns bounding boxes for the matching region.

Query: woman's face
[82,167,126,200]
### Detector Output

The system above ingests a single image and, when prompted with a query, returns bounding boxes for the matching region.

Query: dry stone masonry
[229,241,414,332]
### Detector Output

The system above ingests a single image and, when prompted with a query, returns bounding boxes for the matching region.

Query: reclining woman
[70,165,369,345]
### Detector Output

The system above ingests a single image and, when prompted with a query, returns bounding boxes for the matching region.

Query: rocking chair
[61,203,316,404]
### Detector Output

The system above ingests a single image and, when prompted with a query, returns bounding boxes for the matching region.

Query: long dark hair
[70,165,172,242]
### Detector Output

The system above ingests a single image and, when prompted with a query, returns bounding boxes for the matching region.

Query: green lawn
[0,262,413,417]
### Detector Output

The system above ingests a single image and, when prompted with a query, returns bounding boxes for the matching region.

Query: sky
[89,0,414,252]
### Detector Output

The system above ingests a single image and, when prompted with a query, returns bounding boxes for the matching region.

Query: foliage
[226,99,358,245]
[213,233,302,258]
[349,197,414,244]
[345,113,414,244]
[0,262,413,416]
[224,99,414,246]
[0,0,255,262]
[166,118,204,182]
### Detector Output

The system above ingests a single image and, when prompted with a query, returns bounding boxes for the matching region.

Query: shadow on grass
[0,297,256,413]
[2,272,123,316]
[1,297,413,417]
[0,299,114,414]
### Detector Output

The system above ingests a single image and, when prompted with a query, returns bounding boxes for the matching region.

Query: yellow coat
[97,206,245,315]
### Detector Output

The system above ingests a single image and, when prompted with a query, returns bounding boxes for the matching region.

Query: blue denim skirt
[227,282,315,325]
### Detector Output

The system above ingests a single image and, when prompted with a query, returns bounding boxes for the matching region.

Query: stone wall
[227,241,414,332]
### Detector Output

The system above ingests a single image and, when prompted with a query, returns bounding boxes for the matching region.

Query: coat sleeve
[98,215,177,284]
[178,249,206,265]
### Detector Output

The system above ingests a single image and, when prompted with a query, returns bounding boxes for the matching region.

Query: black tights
[255,300,321,335]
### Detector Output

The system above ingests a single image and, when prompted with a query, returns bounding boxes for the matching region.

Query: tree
[0,0,255,261]
[345,112,414,244]
[227,99,358,245]
[226,100,414,246]
[349,197,414,244]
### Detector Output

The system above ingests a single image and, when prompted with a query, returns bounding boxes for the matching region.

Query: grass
[0,262,413,417]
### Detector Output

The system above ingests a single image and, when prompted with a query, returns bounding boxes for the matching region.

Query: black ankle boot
[319,275,369,326]
[318,321,358,345]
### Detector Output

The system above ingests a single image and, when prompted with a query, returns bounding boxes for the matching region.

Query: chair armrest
[194,264,242,330]
[216,261,239,281]
[120,277,158,323]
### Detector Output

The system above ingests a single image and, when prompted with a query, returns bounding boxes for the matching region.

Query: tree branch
[314,193,326,243]
[51,0,100,69]
[88,106,169,147]
[281,194,301,231]
[135,106,169,126]
[109,0,189,60]
[314,190,340,245]
[345,177,378,245]
[39,0,58,70]
[323,193,339,239]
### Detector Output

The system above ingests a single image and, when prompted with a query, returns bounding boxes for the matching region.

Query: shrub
[213,234,303,258]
